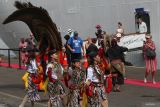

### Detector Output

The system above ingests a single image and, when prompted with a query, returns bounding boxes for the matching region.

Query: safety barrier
[0,46,145,69]
[0,48,22,69]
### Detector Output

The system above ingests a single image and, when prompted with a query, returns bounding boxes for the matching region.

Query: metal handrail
[0,48,21,69]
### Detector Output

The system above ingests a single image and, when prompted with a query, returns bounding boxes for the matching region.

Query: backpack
[146,48,156,59]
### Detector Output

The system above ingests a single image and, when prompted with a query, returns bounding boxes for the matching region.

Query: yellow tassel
[82,92,88,107]
[41,78,49,95]
[39,81,44,90]
[22,72,29,89]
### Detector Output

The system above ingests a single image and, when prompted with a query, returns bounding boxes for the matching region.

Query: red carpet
[0,62,26,69]
[125,79,160,89]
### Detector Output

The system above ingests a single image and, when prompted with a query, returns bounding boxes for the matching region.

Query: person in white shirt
[116,22,124,35]
[138,18,147,34]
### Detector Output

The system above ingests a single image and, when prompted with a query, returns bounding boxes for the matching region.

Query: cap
[67,29,72,33]
[116,33,122,38]
[74,31,78,36]
[145,35,151,39]
[96,24,101,29]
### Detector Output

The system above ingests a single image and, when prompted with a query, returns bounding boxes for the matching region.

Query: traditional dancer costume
[46,61,66,107]
[26,59,40,101]
[87,65,107,107]
[19,57,40,107]
[86,52,108,107]
[67,59,86,107]
[3,1,64,106]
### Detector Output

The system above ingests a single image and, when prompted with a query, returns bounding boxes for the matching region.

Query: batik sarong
[27,74,40,101]
[89,86,107,107]
[47,81,65,106]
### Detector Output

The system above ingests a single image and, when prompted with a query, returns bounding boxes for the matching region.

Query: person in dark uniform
[107,39,128,92]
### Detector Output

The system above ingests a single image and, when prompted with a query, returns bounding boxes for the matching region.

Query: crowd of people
[18,18,157,107]
[18,33,36,66]
[2,1,157,107]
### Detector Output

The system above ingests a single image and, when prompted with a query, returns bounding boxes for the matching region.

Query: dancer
[3,1,64,106]
[46,50,66,107]
[86,51,108,107]
[19,52,40,107]
[67,59,86,107]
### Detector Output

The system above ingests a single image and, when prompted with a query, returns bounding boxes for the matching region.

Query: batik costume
[26,59,40,101]
[3,1,64,107]
[86,65,107,107]
[67,67,86,107]
[46,61,65,107]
